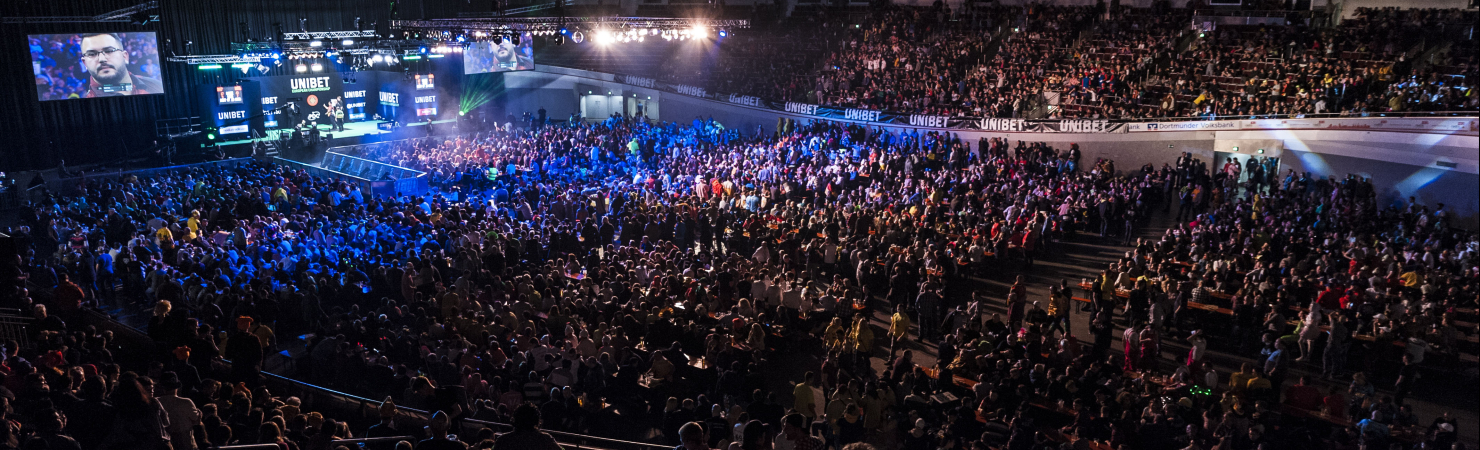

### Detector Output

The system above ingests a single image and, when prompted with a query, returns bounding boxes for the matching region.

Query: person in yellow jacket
[823,317,847,352]
[889,305,912,358]
[850,316,874,360]
[186,210,202,242]
[154,224,174,250]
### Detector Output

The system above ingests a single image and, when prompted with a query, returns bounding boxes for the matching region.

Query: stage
[220,119,461,148]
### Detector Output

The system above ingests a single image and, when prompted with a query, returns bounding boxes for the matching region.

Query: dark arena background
[0,0,1477,449]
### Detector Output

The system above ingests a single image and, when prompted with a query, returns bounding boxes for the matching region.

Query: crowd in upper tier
[3,110,1475,450]
[647,5,1478,120]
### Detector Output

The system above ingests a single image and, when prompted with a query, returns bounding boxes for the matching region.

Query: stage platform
[219,119,462,160]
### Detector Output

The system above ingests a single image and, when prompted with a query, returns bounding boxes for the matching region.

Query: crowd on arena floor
[2,110,1475,450]
[651,5,1477,120]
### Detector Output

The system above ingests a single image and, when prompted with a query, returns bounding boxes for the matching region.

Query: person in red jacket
[51,273,85,322]
[1284,376,1323,410]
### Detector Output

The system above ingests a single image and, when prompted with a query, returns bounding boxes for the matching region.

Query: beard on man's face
[91,61,127,85]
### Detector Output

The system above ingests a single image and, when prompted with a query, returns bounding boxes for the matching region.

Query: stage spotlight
[295,63,307,73]
[555,34,565,45]
[571,31,584,43]
[718,29,728,38]
[311,62,323,72]
[257,64,268,72]
[595,29,612,45]
[371,54,384,64]
[691,25,707,39]
[310,40,324,47]
[343,39,355,46]
[419,46,428,53]
[559,27,569,35]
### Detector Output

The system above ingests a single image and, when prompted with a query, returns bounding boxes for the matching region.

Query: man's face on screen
[81,34,130,85]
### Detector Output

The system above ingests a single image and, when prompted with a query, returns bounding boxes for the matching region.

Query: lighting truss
[392,17,749,36]
[1,0,157,24]
[280,30,381,41]
[93,1,159,21]
[168,54,255,65]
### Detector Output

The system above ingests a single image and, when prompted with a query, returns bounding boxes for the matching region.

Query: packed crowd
[2,111,1475,450]
[1142,7,1479,119]
[639,5,1477,120]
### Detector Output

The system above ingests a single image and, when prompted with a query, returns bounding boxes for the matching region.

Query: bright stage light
[595,29,613,45]
[571,31,585,44]
[295,63,307,73]
[310,62,323,72]
[690,25,707,39]
[371,54,384,64]
[310,40,323,47]
[342,39,354,46]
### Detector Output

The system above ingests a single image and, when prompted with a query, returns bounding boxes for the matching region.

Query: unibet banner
[251,75,346,129]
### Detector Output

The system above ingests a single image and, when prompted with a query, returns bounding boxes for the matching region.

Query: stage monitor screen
[217,85,243,105]
[29,32,164,101]
[464,32,533,74]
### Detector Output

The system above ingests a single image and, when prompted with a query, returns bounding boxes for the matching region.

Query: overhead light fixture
[295,63,307,73]
[342,39,355,46]
[571,31,584,44]
[690,25,707,39]
[310,62,323,72]
[371,54,384,64]
[310,40,323,47]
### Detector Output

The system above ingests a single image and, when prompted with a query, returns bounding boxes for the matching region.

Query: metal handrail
[253,368,672,450]
[211,436,416,450]
[1192,9,1312,18]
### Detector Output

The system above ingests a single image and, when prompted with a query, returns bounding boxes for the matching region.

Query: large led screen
[30,32,164,101]
[464,32,534,74]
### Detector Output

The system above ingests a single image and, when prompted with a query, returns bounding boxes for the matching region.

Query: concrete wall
[1282,149,1480,226]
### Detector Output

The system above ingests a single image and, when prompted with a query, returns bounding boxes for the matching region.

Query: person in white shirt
[752,243,771,264]
[156,372,202,450]
[751,273,772,303]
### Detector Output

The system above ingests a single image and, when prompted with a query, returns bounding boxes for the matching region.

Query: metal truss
[167,54,253,64]
[280,30,381,41]
[93,1,158,21]
[2,0,156,23]
[391,17,750,33]
[174,39,431,65]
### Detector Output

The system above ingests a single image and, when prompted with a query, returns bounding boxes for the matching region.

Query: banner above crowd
[610,72,1477,135]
